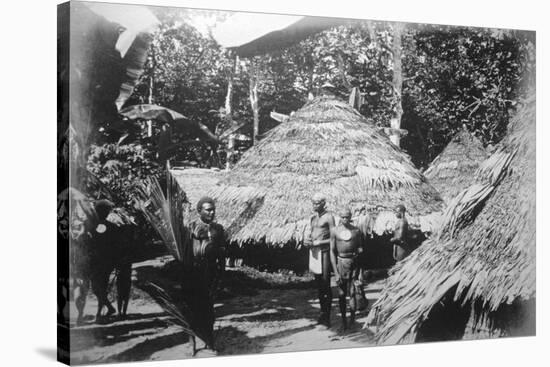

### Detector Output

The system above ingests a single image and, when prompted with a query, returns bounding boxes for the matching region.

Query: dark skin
[304,196,335,327]
[90,207,117,323]
[197,202,225,277]
[390,206,409,261]
[199,202,216,224]
[305,198,335,248]
[70,221,89,325]
[190,201,226,354]
[330,213,362,284]
[330,212,363,330]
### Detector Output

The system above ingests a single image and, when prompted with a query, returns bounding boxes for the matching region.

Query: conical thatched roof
[180,96,443,245]
[424,129,489,202]
[170,168,222,207]
[170,167,266,239]
[369,95,535,344]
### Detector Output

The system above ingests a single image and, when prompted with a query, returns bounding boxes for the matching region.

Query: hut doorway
[415,287,471,342]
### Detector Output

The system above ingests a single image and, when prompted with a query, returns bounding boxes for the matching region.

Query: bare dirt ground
[68,256,382,364]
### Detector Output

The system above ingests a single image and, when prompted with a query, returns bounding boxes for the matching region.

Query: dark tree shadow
[224,307,298,323]
[70,314,174,351]
[215,325,316,356]
[104,331,191,362]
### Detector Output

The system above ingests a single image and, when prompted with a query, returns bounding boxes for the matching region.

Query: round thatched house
[367,95,535,344]
[424,129,489,203]
[173,96,444,247]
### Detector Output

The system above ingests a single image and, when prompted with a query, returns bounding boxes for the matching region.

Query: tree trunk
[336,53,352,91]
[147,63,154,138]
[308,67,315,100]
[366,21,378,48]
[225,55,238,116]
[225,55,237,170]
[249,60,260,145]
[349,87,364,111]
[390,22,404,147]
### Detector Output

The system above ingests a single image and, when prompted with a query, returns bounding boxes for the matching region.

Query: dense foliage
[122,14,535,168]
[88,10,535,228]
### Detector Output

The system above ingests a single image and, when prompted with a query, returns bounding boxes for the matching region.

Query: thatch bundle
[424,129,489,202]
[368,95,536,344]
[172,96,443,246]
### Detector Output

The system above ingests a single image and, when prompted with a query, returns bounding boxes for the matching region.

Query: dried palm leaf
[370,94,536,344]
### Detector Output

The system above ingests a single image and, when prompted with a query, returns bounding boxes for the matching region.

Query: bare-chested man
[304,193,335,327]
[330,208,363,330]
[390,204,410,261]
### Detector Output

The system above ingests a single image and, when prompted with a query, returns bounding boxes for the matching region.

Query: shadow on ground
[68,257,379,363]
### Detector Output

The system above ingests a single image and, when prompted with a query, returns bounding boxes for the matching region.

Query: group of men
[69,191,408,346]
[70,200,133,325]
[193,192,410,340]
[305,193,410,330]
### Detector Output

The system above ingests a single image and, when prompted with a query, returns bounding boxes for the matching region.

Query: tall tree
[249,59,260,145]
[390,22,405,147]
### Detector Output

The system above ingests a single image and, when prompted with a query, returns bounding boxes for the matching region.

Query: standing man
[305,193,335,327]
[89,200,118,323]
[70,218,92,326]
[186,197,226,353]
[390,204,410,261]
[330,208,363,330]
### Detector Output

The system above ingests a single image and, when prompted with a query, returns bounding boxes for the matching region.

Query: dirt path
[69,257,381,364]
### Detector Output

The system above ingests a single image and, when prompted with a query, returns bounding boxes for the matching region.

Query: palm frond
[135,177,181,261]
[140,281,197,337]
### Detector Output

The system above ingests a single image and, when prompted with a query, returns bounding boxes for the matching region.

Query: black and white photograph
[54,0,538,365]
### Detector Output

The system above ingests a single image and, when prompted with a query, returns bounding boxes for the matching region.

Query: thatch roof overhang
[173,97,444,246]
[424,129,489,203]
[369,96,536,343]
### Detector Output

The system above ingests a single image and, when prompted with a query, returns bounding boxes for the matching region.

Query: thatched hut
[172,96,444,248]
[368,95,535,344]
[424,129,489,202]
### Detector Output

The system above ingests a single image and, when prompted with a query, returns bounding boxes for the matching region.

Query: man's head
[95,199,114,222]
[311,193,326,213]
[339,208,352,226]
[197,196,216,223]
[395,204,406,218]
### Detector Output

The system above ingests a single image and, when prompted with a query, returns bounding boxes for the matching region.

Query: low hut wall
[225,229,428,275]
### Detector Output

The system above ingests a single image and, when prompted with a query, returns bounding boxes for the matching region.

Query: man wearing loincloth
[330,208,363,330]
[186,197,227,352]
[390,204,410,261]
[304,193,335,327]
